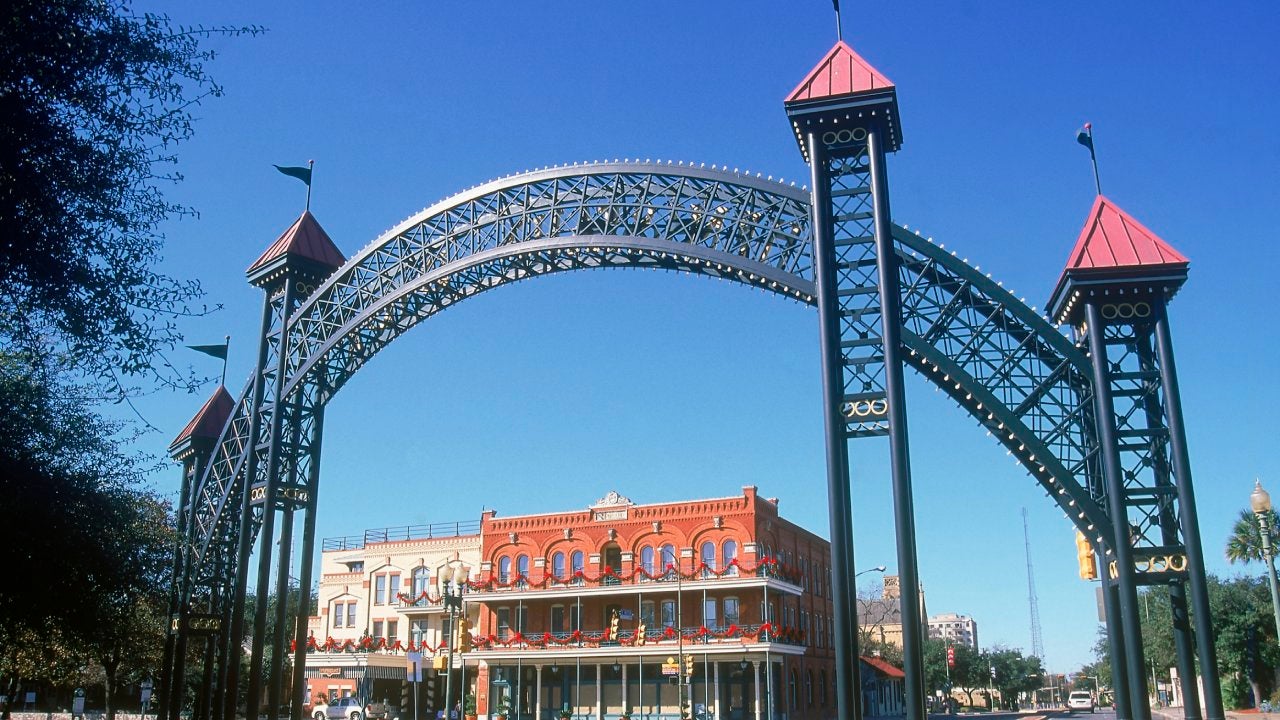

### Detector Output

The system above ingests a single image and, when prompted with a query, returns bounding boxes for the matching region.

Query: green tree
[1209,575,1280,709]
[986,646,1043,709]
[0,0,258,394]
[1226,509,1279,565]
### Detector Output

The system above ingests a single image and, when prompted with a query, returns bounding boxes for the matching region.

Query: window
[333,602,344,628]
[347,602,356,627]
[412,567,430,598]
[723,597,740,626]
[373,620,383,639]
[570,603,582,632]
[346,561,364,573]
[375,575,387,605]
[640,601,656,628]
[722,540,738,575]
[700,542,716,577]
[704,599,718,628]
[789,670,798,709]
[516,605,528,633]
[660,544,676,574]
[815,563,822,597]
[551,605,566,633]
[517,555,529,583]
[387,619,398,640]
[497,608,511,639]
[661,600,677,628]
[806,670,814,707]
[411,619,429,645]
[820,670,828,706]
[640,546,654,579]
[389,573,400,603]
[552,552,566,580]
[498,557,512,584]
[571,551,584,578]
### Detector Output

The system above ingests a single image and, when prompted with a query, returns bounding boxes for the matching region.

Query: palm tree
[1225,508,1280,564]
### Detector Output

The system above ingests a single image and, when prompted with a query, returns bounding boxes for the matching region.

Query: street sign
[661,663,680,676]
[619,610,634,620]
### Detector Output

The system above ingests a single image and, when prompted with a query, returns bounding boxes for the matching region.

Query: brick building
[303,487,903,719]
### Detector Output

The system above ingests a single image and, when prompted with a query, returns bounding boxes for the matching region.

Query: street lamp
[855,565,887,578]
[1250,479,1280,645]
[438,561,471,720]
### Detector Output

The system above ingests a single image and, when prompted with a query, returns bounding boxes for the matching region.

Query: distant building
[927,613,978,651]
[857,575,927,650]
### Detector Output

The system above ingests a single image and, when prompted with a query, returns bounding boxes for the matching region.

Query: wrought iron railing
[321,519,481,552]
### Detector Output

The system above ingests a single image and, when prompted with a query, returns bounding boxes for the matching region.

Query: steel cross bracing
[1086,316,1188,584]
[182,162,1121,608]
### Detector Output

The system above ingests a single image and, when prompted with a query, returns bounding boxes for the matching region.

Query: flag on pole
[187,343,228,360]
[1075,123,1094,153]
[274,164,313,185]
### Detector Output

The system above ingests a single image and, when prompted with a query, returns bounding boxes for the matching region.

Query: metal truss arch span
[185,162,1114,601]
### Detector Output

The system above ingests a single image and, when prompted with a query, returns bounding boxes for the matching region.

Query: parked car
[312,697,389,720]
[1067,691,1096,713]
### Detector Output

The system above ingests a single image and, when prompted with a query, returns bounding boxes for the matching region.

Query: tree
[1226,509,1280,565]
[0,0,259,394]
[1208,575,1280,709]
[0,353,174,718]
[985,646,1043,709]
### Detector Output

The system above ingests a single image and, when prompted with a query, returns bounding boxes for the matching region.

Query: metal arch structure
[164,161,1213,720]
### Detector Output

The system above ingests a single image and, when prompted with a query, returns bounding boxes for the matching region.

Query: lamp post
[439,561,471,720]
[855,565,887,579]
[663,547,687,720]
[1250,480,1280,644]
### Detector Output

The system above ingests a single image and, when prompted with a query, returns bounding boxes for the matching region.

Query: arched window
[571,550,585,582]
[516,554,529,583]
[411,567,430,601]
[820,670,828,706]
[552,552,565,580]
[722,540,738,576]
[640,546,655,580]
[660,544,676,575]
[806,670,814,707]
[498,556,511,584]
[789,669,798,709]
[700,541,716,577]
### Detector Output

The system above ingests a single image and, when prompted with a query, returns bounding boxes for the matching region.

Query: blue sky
[127,1,1279,674]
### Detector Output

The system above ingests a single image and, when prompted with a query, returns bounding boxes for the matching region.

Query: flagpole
[833,0,843,41]
[305,160,314,212]
[221,335,230,386]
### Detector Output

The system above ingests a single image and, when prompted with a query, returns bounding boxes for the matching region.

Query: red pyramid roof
[170,385,234,449]
[1062,195,1188,272]
[246,211,345,275]
[786,41,894,104]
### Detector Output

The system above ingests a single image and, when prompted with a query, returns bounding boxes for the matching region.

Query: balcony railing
[321,519,481,552]
[295,622,806,657]
[467,558,803,594]
[473,622,805,651]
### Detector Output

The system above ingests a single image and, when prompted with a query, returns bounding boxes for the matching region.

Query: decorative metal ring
[852,128,867,141]
[1167,554,1187,572]
[1133,302,1151,318]
[870,399,888,415]
[822,131,838,145]
[1116,303,1135,319]
[836,129,854,144]
[1100,304,1118,319]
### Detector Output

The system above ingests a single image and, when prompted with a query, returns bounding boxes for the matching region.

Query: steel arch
[185,161,1113,598]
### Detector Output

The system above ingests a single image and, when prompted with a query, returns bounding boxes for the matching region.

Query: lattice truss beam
[184,163,1121,605]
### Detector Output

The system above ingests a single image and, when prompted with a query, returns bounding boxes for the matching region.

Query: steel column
[248,278,299,719]
[868,128,925,720]
[1152,305,1225,720]
[1084,301,1150,720]
[267,498,296,716]
[197,635,216,720]
[1168,583,1200,717]
[804,132,863,720]
[1102,579,1131,720]
[164,451,202,720]
[290,402,325,720]
[226,295,278,720]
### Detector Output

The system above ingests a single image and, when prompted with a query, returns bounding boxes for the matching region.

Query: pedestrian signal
[1075,530,1098,581]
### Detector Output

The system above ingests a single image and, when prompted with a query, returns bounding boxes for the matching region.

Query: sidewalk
[1152,706,1257,720]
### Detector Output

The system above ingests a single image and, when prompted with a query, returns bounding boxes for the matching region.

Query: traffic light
[1075,530,1098,581]
[457,617,472,653]
[683,654,694,677]
[946,646,955,668]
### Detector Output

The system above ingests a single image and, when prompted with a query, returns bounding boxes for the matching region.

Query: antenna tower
[1023,507,1046,661]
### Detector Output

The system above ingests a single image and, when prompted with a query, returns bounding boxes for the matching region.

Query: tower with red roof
[1048,196,1223,720]
[784,40,926,720]
[235,210,347,716]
